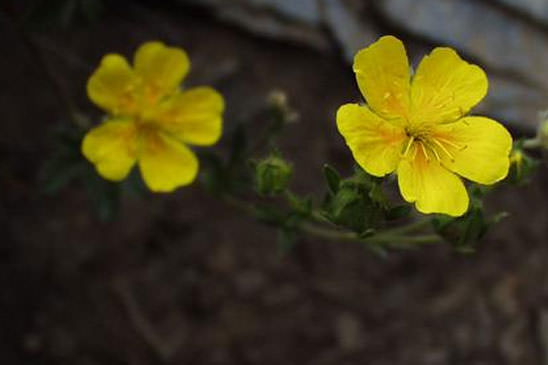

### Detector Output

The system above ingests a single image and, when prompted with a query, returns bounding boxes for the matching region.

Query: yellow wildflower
[82,41,224,192]
[336,36,512,216]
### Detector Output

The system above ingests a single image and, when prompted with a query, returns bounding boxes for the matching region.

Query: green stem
[522,137,541,150]
[299,222,357,241]
[223,193,442,248]
[301,221,440,246]
[379,217,432,236]
[367,233,441,246]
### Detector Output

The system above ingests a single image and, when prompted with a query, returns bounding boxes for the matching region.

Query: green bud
[255,155,292,195]
[508,147,539,184]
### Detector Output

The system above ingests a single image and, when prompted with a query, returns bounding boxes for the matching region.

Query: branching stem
[222,194,441,249]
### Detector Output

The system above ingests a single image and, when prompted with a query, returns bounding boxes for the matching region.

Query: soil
[2,2,548,364]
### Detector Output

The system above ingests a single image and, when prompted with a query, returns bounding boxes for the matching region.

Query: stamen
[426,141,442,162]
[435,137,467,151]
[431,138,455,161]
[419,142,430,162]
[402,136,415,157]
[420,139,442,162]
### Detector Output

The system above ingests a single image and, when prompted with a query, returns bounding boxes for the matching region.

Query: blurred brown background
[2,0,548,364]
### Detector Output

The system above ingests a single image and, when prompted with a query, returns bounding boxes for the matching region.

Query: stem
[380,217,432,236]
[300,222,357,241]
[367,233,441,246]
[523,137,541,150]
[222,195,257,216]
[222,194,442,248]
[301,221,440,246]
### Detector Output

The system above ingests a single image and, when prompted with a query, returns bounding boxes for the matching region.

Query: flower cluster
[83,37,514,218]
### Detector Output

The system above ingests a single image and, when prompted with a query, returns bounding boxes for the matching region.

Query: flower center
[402,127,466,163]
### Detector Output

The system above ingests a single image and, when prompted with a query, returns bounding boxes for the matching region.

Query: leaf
[324,186,372,233]
[229,123,248,166]
[323,164,341,194]
[277,228,298,256]
[198,151,228,195]
[386,205,412,220]
[42,163,86,194]
[83,169,120,222]
[285,192,312,217]
[432,204,501,253]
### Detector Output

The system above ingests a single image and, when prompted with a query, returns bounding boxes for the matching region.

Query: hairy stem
[222,194,442,249]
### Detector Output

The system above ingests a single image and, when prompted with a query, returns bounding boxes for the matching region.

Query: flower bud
[255,155,292,195]
[267,90,299,124]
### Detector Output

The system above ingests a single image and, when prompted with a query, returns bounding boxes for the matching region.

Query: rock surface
[177,0,548,130]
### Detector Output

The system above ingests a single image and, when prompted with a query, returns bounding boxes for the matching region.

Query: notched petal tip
[397,154,469,217]
[336,103,406,177]
[352,35,404,70]
[133,41,190,97]
[410,47,489,126]
[138,131,199,193]
[352,35,411,122]
[86,53,137,115]
[81,119,138,181]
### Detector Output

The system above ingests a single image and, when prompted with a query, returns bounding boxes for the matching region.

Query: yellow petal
[336,103,406,177]
[133,41,190,101]
[433,117,512,184]
[397,144,469,216]
[87,54,138,115]
[138,130,198,192]
[81,118,138,181]
[149,87,224,146]
[410,48,488,127]
[353,35,411,123]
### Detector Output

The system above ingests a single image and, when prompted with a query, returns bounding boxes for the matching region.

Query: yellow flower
[336,36,512,216]
[82,41,224,192]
